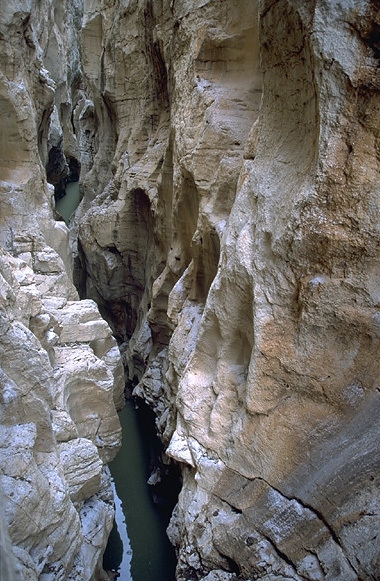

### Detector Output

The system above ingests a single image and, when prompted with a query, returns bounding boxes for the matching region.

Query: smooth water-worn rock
[165,2,380,579]
[74,1,380,580]
[1,0,380,580]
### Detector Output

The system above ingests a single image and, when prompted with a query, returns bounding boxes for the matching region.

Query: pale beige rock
[47,298,125,410]
[58,438,103,502]
[52,410,80,442]
[166,1,380,579]
[0,483,20,581]
[200,573,238,581]
[0,1,125,578]
[1,0,380,580]
[51,299,114,343]
[54,344,121,462]
[74,1,380,580]
[101,345,126,411]
[0,242,121,580]
[73,491,114,581]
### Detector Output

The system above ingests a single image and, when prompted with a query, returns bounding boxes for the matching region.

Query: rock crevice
[1,0,380,580]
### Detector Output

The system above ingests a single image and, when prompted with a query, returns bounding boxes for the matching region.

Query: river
[103,399,177,580]
[55,180,177,579]
[55,181,81,224]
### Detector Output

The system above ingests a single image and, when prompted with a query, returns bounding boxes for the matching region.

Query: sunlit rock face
[166,2,380,580]
[0,245,122,580]
[1,0,380,580]
[75,1,380,580]
[0,2,122,580]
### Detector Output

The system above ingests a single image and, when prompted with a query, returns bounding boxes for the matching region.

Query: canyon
[0,0,379,580]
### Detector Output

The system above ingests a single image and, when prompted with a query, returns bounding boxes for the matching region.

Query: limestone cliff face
[75,1,380,580]
[168,2,380,579]
[0,2,123,580]
[77,0,261,442]
[1,1,380,581]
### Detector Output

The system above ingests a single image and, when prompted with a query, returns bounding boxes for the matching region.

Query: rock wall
[165,2,380,579]
[1,0,379,580]
[77,0,261,439]
[166,2,380,579]
[0,2,123,580]
[74,1,380,580]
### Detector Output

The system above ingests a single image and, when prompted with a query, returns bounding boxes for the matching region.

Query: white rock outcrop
[1,0,380,580]
[0,3,123,579]
[0,244,122,580]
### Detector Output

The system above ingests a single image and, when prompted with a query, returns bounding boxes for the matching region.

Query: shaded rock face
[1,2,380,581]
[77,0,261,432]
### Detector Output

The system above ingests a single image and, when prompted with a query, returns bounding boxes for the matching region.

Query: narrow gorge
[0,1,379,580]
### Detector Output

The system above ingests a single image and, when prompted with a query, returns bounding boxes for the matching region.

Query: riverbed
[103,400,177,580]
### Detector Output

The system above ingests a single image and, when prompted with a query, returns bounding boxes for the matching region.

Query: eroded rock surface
[1,0,380,580]
[0,242,122,580]
[74,1,380,580]
[0,3,122,579]
[165,2,380,580]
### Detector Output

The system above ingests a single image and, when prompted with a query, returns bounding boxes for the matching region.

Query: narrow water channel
[55,179,177,578]
[103,399,177,581]
[55,180,81,224]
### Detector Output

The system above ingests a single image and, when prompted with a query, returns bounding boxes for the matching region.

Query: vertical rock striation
[75,1,380,580]
[1,0,379,580]
[77,0,261,442]
[166,2,380,580]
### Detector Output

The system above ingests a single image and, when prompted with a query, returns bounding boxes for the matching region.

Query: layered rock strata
[0,241,123,580]
[0,2,123,579]
[1,0,380,580]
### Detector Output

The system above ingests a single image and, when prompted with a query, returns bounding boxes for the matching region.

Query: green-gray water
[103,400,177,580]
[55,181,81,224]
[56,180,178,578]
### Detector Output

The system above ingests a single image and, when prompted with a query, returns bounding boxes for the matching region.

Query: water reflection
[103,401,177,581]
[106,479,132,579]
